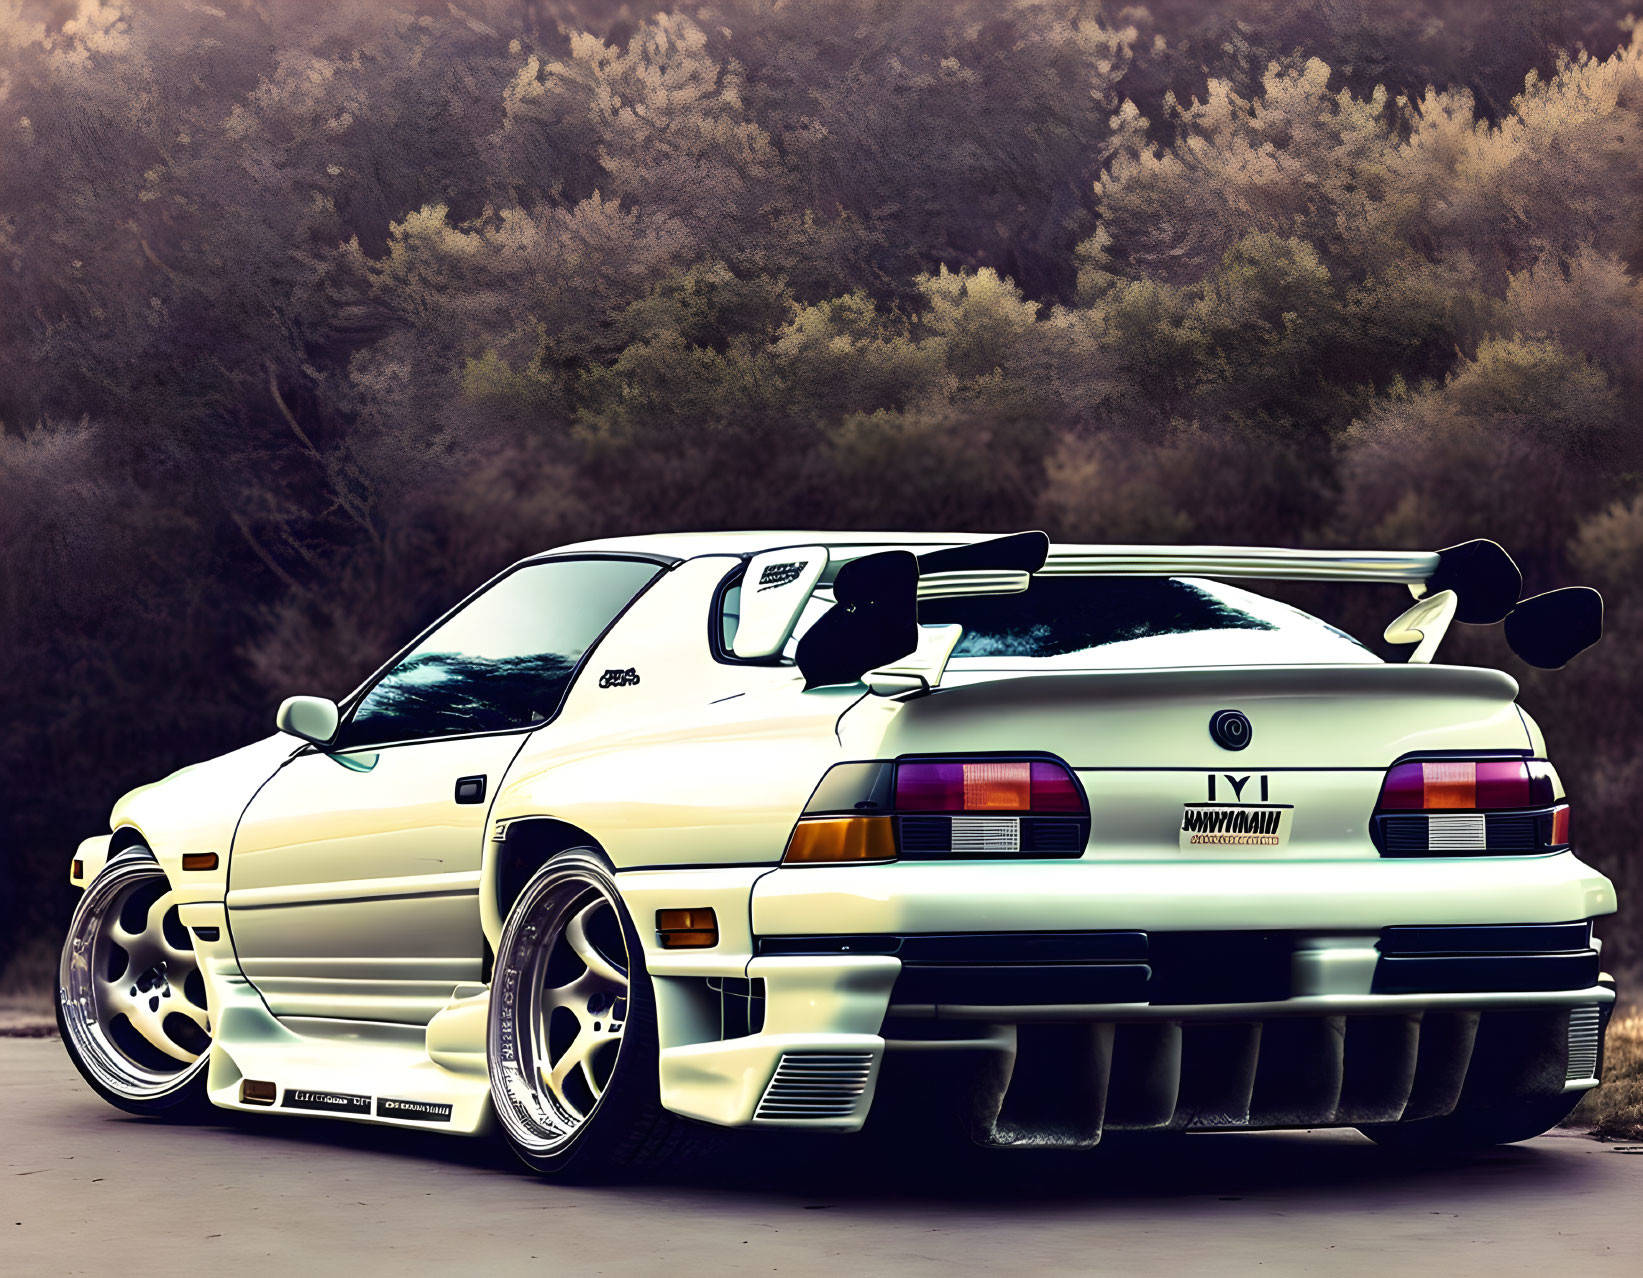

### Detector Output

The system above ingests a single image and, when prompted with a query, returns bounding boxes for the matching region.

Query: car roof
[547,531,987,560]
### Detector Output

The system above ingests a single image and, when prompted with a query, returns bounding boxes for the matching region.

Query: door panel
[224,555,666,1026]
[227,735,524,1024]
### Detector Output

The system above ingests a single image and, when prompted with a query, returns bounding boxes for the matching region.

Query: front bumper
[619,854,1617,1139]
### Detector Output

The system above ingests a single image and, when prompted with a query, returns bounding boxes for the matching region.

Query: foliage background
[2,0,1641,978]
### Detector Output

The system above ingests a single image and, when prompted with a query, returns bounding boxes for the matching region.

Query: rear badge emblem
[1209,708,1252,751]
[1180,803,1294,850]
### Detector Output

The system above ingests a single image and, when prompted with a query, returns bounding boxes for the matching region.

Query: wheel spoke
[546,1040,589,1114]
[541,970,588,1016]
[579,1026,622,1099]
[170,996,211,1033]
[107,902,194,977]
[545,966,621,1022]
[128,999,200,1064]
[95,975,142,1023]
[107,918,151,957]
[545,1022,623,1112]
[564,902,627,988]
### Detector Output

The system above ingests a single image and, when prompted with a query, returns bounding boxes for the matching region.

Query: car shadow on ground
[170,1106,1611,1206]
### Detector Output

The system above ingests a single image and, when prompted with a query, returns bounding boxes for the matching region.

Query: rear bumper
[626,854,1617,1136]
[662,948,1614,1137]
[873,998,1616,1146]
[759,926,1603,1011]
[749,851,1617,936]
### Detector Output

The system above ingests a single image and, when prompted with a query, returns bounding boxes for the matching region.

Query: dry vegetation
[1569,1012,1643,1139]
[2,1,1642,981]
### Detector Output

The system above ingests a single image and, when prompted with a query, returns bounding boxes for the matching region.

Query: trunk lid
[837,663,1529,862]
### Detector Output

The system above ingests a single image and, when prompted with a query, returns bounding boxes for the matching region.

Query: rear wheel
[488,849,709,1179]
[58,848,212,1116]
[1357,1092,1585,1150]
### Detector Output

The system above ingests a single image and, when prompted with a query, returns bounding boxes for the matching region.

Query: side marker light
[657,908,719,949]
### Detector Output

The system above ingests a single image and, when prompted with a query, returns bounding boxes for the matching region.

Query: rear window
[922,576,1374,669]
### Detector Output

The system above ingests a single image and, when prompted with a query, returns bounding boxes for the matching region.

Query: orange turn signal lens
[71,859,84,881]
[782,816,896,865]
[181,852,219,872]
[240,1079,277,1106]
[657,908,718,949]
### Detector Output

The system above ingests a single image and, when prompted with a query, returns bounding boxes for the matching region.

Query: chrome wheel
[59,853,211,1101]
[491,862,632,1158]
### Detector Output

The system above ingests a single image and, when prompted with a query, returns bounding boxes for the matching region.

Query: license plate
[1179,803,1294,850]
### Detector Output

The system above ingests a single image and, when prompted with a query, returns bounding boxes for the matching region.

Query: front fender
[93,733,296,904]
[69,834,113,888]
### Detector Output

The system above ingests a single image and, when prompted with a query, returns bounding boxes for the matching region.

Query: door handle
[454,775,487,804]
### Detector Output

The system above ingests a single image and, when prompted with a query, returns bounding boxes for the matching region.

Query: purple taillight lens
[895,761,967,811]
[1029,761,1084,812]
[1474,760,1533,808]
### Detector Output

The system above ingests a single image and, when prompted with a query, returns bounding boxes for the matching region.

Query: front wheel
[1357,1091,1585,1151]
[487,849,709,1179]
[58,848,212,1117]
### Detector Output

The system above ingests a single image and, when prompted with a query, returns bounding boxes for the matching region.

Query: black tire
[1357,1091,1585,1151]
[488,848,715,1179]
[57,847,212,1119]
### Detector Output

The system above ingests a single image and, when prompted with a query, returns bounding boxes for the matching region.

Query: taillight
[1373,757,1570,857]
[784,757,1088,864]
[894,759,1084,813]
[1376,759,1556,810]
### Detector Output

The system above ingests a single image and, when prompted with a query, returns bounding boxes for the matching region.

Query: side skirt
[185,904,494,1135]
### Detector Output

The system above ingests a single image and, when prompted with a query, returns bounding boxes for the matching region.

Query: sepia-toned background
[3,0,1641,990]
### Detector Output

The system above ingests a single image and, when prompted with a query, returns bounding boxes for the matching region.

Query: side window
[718,581,741,652]
[334,558,662,749]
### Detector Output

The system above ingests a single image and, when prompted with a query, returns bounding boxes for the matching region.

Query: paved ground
[6,1037,1642,1276]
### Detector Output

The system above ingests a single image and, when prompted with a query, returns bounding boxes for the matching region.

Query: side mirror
[276,695,340,746]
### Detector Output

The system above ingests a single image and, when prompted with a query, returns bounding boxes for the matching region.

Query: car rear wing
[916,546,1444,605]
[735,532,1602,691]
[912,546,1464,672]
[1038,545,1439,584]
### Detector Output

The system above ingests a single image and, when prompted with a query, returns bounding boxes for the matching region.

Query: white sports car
[58,531,1616,1177]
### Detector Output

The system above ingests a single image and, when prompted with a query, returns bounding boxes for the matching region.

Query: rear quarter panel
[483,556,860,936]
